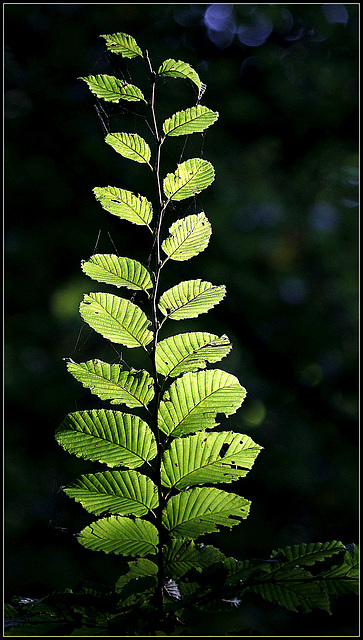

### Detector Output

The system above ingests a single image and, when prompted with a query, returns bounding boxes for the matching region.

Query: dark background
[4,4,359,636]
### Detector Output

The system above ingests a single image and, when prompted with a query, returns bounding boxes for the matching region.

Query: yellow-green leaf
[79,292,153,348]
[162,212,212,262]
[105,133,152,167]
[163,158,215,201]
[100,32,143,58]
[158,59,201,90]
[79,74,145,103]
[93,187,153,228]
[163,106,218,137]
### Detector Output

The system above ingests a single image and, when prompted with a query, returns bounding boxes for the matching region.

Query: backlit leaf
[158,279,226,321]
[163,106,219,137]
[81,254,153,293]
[105,133,152,166]
[79,74,145,103]
[163,158,215,201]
[79,292,153,348]
[93,187,153,228]
[158,369,247,437]
[161,431,262,490]
[162,212,212,262]
[66,359,154,408]
[157,59,201,90]
[78,516,158,556]
[162,487,251,538]
[100,32,143,58]
[64,469,158,517]
[155,332,232,377]
[55,410,157,468]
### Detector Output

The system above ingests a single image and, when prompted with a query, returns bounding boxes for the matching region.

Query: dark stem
[146,49,167,622]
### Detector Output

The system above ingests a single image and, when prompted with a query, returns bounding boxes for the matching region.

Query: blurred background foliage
[4,3,359,635]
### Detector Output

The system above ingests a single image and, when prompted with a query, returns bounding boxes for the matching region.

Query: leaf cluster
[27,31,358,634]
[55,31,261,577]
[4,542,358,636]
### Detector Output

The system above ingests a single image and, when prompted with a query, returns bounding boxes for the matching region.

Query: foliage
[5,26,358,636]
[58,29,262,615]
[5,542,358,635]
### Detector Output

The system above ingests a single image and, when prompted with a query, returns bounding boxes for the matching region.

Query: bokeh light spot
[204,4,234,31]
[204,4,237,49]
[242,400,266,427]
[238,11,273,47]
[308,201,339,233]
[321,4,349,26]
[299,363,324,387]
[278,277,308,305]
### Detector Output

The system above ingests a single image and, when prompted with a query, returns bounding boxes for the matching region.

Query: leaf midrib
[87,295,149,347]
[109,133,149,164]
[78,364,150,407]
[167,110,212,135]
[164,215,206,260]
[166,491,239,533]
[167,161,206,199]
[87,257,150,291]
[162,373,239,436]
[169,450,246,489]
[71,474,155,511]
[162,282,221,319]
[65,426,149,465]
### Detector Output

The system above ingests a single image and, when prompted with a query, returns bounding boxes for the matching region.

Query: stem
[145,50,167,622]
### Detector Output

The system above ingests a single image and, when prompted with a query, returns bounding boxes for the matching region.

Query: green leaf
[79,292,153,348]
[63,469,158,517]
[225,543,359,604]
[225,556,271,586]
[163,106,219,137]
[81,254,153,293]
[271,541,347,567]
[115,558,158,592]
[247,565,331,614]
[225,544,358,615]
[157,59,201,90]
[158,369,246,437]
[162,212,212,262]
[66,359,154,408]
[155,331,232,378]
[163,539,225,577]
[100,32,143,58]
[55,410,157,468]
[105,133,152,166]
[319,545,359,596]
[163,158,215,201]
[93,187,153,228]
[163,487,251,539]
[161,431,262,490]
[79,75,145,103]
[158,279,226,321]
[4,614,71,636]
[77,515,158,556]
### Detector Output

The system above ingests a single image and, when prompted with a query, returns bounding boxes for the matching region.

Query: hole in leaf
[219,443,229,458]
